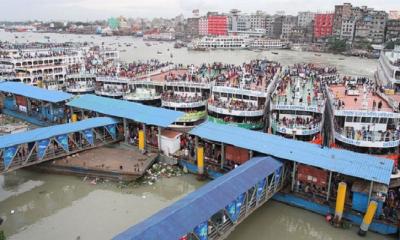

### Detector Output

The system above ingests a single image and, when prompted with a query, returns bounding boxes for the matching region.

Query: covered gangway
[114,156,286,240]
[0,117,121,173]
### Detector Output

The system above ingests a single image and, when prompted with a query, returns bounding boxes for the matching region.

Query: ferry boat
[0,44,85,88]
[191,35,249,50]
[207,60,280,130]
[208,85,267,130]
[94,76,129,99]
[123,80,163,106]
[191,36,288,51]
[327,75,400,163]
[248,38,289,50]
[162,80,210,130]
[65,73,96,94]
[376,46,400,91]
[270,64,329,141]
[375,45,400,112]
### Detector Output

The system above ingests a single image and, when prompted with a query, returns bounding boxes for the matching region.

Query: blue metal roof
[190,122,393,185]
[0,117,119,149]
[0,81,72,103]
[66,94,184,128]
[114,156,282,240]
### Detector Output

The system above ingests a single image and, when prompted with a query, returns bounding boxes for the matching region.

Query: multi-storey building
[207,14,228,36]
[249,11,266,30]
[265,15,274,38]
[289,26,313,43]
[198,17,208,36]
[386,19,400,41]
[314,13,334,40]
[228,9,251,34]
[281,15,298,39]
[272,15,284,39]
[333,3,388,44]
[354,9,387,43]
[333,3,353,37]
[340,18,356,41]
[186,17,200,38]
[298,11,315,28]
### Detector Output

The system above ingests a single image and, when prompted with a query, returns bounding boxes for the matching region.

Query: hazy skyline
[0,0,399,21]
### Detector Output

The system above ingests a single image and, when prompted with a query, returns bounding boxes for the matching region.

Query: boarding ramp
[114,156,287,240]
[0,117,121,173]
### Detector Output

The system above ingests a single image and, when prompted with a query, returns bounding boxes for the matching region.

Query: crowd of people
[95,83,126,94]
[161,91,204,103]
[208,98,262,111]
[275,115,321,130]
[96,59,172,78]
[338,126,400,142]
[274,64,326,107]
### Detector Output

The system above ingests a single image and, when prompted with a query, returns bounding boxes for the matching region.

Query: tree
[0,230,5,240]
[327,37,347,53]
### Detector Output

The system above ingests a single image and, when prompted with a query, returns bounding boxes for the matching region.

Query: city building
[386,19,400,42]
[228,9,251,34]
[207,13,228,36]
[298,11,315,28]
[340,18,356,41]
[265,15,274,38]
[289,26,311,43]
[354,9,387,43]
[272,15,284,39]
[333,3,353,37]
[199,17,208,36]
[314,13,334,40]
[249,11,266,30]
[186,17,200,38]
[389,10,400,20]
[281,15,298,39]
[333,3,388,44]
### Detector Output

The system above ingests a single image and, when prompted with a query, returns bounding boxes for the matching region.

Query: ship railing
[207,103,264,117]
[271,120,321,131]
[335,127,400,143]
[95,88,125,96]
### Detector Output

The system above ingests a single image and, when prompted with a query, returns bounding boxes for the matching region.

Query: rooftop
[330,85,393,112]
[0,81,73,103]
[113,156,282,240]
[0,117,119,149]
[190,121,394,185]
[67,94,184,127]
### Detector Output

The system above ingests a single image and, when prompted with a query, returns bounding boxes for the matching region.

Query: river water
[0,32,391,240]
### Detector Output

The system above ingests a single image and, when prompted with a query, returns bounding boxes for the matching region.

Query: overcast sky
[0,0,398,21]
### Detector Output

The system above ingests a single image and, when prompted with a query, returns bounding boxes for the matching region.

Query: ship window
[395,71,400,80]
[361,117,371,123]
[372,117,379,123]
[345,116,353,122]
[353,117,361,122]
[379,118,387,124]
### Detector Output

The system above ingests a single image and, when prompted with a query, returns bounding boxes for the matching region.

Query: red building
[207,15,228,36]
[314,13,334,39]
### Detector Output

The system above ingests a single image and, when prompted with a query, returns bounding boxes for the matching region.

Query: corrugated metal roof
[0,117,119,149]
[190,122,393,185]
[0,81,72,103]
[113,156,282,240]
[66,94,184,128]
